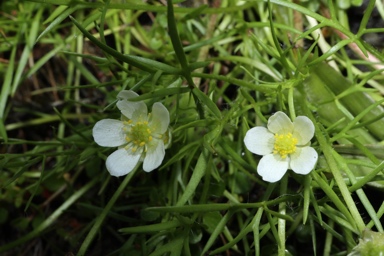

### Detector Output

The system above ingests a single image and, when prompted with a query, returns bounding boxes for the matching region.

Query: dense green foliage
[1,0,384,255]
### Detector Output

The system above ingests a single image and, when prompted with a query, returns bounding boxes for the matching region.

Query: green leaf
[36,5,81,43]
[0,178,98,253]
[203,211,223,233]
[309,62,384,140]
[69,16,182,74]
[129,87,191,101]
[192,88,221,119]
[119,220,181,233]
[166,0,193,87]
[176,148,209,206]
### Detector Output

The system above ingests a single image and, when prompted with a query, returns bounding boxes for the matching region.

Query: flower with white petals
[244,111,318,183]
[92,90,171,177]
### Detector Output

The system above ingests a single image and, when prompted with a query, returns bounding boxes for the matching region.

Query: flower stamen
[273,132,298,159]
[124,120,153,150]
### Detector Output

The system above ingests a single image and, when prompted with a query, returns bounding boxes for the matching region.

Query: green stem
[278,174,288,256]
[296,86,365,234]
[314,124,365,233]
[77,168,138,255]
[166,0,195,88]
[176,148,209,206]
[332,151,381,232]
[0,177,98,253]
[302,174,311,224]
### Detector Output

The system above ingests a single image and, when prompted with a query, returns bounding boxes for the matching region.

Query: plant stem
[278,174,288,256]
[77,168,138,255]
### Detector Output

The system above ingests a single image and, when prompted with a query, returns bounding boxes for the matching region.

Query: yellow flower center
[124,120,153,152]
[273,132,297,159]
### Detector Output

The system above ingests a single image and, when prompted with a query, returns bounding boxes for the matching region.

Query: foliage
[0,0,384,255]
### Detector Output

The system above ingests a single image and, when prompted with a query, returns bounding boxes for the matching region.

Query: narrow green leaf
[0,178,98,253]
[2,157,42,188]
[349,161,384,193]
[69,56,100,84]
[310,62,384,140]
[176,148,209,206]
[77,169,137,255]
[192,88,221,119]
[192,72,275,93]
[180,4,208,21]
[333,151,383,232]
[309,39,352,65]
[303,175,311,224]
[25,45,65,79]
[70,16,181,74]
[148,233,185,256]
[0,41,16,120]
[202,211,233,254]
[0,119,8,142]
[332,98,384,142]
[24,156,46,212]
[43,5,69,24]
[356,0,376,37]
[119,220,181,233]
[12,9,43,95]
[36,5,81,43]
[188,61,211,71]
[166,0,195,87]
[128,87,191,101]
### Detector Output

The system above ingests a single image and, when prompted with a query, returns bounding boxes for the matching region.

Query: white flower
[244,111,318,183]
[92,90,171,177]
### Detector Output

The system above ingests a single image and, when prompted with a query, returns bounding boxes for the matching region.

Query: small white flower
[92,90,171,177]
[244,111,318,183]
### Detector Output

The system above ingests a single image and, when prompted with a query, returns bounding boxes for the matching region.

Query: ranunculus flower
[93,90,171,176]
[244,111,318,182]
[348,229,384,256]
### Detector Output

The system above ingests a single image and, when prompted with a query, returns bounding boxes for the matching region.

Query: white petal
[143,139,165,172]
[93,119,126,147]
[117,90,139,100]
[293,116,315,145]
[149,102,170,134]
[106,148,141,177]
[257,154,289,182]
[244,127,274,155]
[117,99,148,121]
[267,111,293,134]
[290,147,318,175]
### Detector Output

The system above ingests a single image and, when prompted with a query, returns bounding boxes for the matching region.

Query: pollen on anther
[140,141,146,147]
[273,132,297,158]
